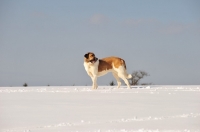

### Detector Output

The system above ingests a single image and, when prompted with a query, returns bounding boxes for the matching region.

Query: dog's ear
[84,53,89,59]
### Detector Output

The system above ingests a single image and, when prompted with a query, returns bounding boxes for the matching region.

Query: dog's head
[84,52,98,64]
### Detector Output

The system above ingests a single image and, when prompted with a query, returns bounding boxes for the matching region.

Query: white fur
[84,59,132,89]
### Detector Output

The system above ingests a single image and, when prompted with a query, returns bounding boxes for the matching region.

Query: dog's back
[98,57,132,79]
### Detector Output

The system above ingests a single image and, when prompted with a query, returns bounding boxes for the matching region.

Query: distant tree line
[23,70,151,87]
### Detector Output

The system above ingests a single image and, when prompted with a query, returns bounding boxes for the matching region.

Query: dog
[84,52,132,89]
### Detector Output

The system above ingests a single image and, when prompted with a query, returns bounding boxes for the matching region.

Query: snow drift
[0,85,200,132]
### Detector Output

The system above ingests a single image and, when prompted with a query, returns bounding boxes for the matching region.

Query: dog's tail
[121,59,132,79]
[126,74,132,79]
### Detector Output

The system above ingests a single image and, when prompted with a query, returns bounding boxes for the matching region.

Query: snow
[0,86,200,132]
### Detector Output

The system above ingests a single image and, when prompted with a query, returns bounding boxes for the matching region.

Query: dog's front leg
[91,75,98,89]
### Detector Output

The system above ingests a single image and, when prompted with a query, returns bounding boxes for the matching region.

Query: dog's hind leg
[112,72,121,88]
[114,66,131,89]
[118,74,131,89]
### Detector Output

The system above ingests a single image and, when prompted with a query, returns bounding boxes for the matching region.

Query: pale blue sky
[1,0,200,86]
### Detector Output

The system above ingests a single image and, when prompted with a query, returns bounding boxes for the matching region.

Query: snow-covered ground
[0,85,200,132]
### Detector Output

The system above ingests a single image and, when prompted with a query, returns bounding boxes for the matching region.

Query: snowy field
[0,85,200,132]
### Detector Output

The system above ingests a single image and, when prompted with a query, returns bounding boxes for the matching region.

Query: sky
[0,0,200,86]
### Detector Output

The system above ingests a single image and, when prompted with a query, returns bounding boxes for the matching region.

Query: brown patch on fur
[98,59,112,72]
[98,57,125,72]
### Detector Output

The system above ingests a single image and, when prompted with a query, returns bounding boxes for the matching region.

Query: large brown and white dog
[84,52,132,89]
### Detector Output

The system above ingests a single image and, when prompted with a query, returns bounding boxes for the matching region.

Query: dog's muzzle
[90,58,98,64]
